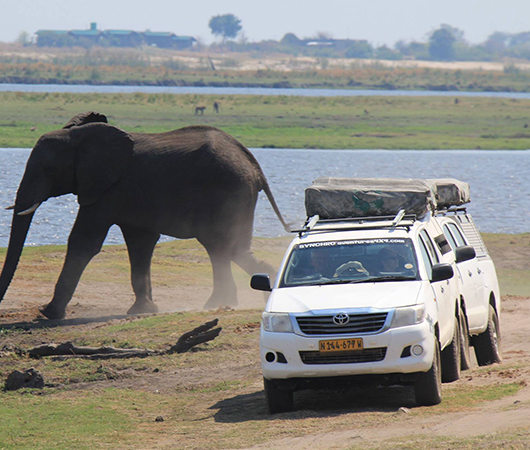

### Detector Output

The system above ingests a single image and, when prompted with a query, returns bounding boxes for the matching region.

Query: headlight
[262,312,294,333]
[390,304,425,329]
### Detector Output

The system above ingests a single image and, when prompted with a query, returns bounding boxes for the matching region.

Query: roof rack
[293,209,417,236]
[435,206,468,216]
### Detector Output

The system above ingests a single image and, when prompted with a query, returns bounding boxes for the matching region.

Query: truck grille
[300,347,387,365]
[296,313,388,335]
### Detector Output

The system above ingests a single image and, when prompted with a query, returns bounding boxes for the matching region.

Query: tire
[263,378,294,414]
[459,308,472,370]
[441,316,461,383]
[473,304,502,366]
[415,337,442,406]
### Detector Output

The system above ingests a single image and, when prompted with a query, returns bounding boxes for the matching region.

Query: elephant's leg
[232,250,277,278]
[202,244,238,310]
[120,226,160,315]
[39,211,110,319]
[232,244,278,304]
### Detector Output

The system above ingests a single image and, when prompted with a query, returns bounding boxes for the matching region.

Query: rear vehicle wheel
[263,378,294,414]
[441,316,461,382]
[473,304,502,366]
[415,337,442,406]
[459,308,472,370]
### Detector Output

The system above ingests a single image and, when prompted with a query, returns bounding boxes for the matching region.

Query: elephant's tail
[261,182,291,233]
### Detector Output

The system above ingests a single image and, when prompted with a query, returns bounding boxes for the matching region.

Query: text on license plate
[319,338,364,352]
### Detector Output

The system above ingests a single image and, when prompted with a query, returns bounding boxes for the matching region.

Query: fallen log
[168,319,222,354]
[26,319,222,360]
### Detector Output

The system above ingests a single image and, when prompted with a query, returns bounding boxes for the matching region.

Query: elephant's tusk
[17,202,42,216]
[5,204,15,210]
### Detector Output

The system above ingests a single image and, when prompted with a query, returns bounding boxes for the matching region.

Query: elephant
[0,112,290,320]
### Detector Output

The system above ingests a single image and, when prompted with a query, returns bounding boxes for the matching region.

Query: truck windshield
[281,238,419,287]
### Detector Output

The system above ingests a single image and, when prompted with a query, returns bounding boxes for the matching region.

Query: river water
[0,148,528,247]
[2,83,530,99]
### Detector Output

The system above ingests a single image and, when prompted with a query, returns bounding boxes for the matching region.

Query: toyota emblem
[333,313,350,326]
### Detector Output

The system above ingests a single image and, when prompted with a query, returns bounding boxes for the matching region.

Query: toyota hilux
[251,178,501,413]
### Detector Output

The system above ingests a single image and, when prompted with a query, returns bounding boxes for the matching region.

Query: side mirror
[431,263,454,283]
[455,245,476,263]
[251,273,272,292]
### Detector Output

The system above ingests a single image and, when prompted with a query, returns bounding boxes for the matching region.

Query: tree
[375,45,402,60]
[483,32,510,56]
[280,33,302,46]
[15,31,31,46]
[429,27,456,61]
[395,40,429,59]
[345,41,373,59]
[439,24,465,43]
[208,14,242,43]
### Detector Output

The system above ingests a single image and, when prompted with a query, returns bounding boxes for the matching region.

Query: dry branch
[26,319,222,360]
[168,319,221,354]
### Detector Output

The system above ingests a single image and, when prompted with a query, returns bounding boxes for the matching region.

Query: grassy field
[1,92,530,149]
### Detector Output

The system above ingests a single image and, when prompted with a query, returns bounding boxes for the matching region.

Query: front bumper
[260,319,434,380]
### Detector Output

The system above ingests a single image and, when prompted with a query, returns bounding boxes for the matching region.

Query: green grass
[1,92,530,149]
[0,389,145,450]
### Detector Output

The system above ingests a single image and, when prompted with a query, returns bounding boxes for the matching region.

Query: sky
[2,0,530,47]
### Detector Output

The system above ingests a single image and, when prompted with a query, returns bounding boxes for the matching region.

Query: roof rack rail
[435,206,468,216]
[293,210,417,236]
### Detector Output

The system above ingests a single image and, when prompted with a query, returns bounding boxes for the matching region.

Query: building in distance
[35,23,196,49]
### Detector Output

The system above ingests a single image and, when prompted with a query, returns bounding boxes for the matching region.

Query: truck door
[442,222,486,330]
[418,229,455,348]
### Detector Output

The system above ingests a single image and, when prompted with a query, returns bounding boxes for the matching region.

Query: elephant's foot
[203,293,238,310]
[127,299,159,315]
[38,303,66,320]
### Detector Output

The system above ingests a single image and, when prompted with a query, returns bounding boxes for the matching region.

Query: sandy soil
[0,243,529,449]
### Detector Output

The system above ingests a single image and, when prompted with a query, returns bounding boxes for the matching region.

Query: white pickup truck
[251,178,501,413]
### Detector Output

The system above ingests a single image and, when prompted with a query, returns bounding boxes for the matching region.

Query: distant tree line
[16,15,530,63]
[205,17,530,63]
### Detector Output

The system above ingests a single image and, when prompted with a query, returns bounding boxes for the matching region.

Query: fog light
[265,352,276,363]
[412,345,424,356]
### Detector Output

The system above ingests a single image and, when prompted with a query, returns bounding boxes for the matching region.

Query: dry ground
[0,235,530,449]
[3,43,530,73]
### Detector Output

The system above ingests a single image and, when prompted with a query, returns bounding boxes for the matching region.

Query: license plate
[319,338,364,352]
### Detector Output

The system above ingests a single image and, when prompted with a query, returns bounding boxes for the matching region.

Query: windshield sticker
[298,239,407,249]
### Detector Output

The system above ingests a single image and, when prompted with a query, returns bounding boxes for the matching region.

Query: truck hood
[267,281,424,313]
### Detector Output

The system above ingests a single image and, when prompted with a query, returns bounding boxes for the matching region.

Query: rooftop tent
[305,177,470,219]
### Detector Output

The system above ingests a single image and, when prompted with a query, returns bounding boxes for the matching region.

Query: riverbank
[2,92,530,149]
[2,45,530,92]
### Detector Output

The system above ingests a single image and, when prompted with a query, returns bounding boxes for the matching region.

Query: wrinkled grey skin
[0,112,289,319]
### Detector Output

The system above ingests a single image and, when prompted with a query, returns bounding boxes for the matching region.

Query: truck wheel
[415,337,442,406]
[441,316,461,382]
[263,378,294,414]
[459,309,472,370]
[473,305,502,366]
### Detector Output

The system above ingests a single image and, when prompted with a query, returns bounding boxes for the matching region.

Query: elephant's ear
[70,123,134,206]
[63,111,108,129]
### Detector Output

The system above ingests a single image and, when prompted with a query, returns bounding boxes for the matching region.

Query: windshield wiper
[319,278,374,286]
[321,276,416,285]
[363,275,417,282]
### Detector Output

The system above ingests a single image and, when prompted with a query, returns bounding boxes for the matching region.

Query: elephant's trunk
[0,211,35,302]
